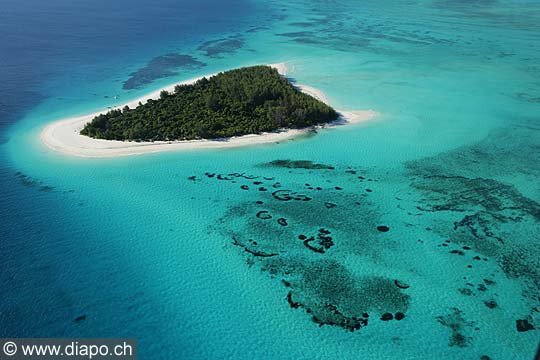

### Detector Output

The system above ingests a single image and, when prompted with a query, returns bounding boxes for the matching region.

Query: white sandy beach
[40,63,376,158]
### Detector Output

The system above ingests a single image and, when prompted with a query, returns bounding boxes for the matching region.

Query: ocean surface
[1,0,539,358]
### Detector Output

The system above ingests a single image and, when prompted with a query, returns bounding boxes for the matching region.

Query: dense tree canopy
[81,66,338,141]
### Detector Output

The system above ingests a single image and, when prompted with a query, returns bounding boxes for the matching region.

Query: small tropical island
[41,63,376,157]
[80,65,338,141]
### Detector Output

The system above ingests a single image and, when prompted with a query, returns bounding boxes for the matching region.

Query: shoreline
[40,63,377,158]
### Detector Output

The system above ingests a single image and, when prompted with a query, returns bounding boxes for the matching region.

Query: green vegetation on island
[80,65,338,141]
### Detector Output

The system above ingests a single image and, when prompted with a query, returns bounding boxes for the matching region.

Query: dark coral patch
[263,159,335,170]
[458,288,473,296]
[436,308,475,347]
[205,166,411,333]
[272,190,311,202]
[229,173,259,179]
[264,259,410,332]
[516,319,535,332]
[15,172,55,191]
[198,36,244,58]
[217,174,232,181]
[74,315,86,323]
[287,291,302,309]
[394,280,410,289]
[123,54,206,90]
[256,211,272,220]
[408,170,540,305]
[303,237,324,254]
[232,237,278,257]
[302,229,334,254]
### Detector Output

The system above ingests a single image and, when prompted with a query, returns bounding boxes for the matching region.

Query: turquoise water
[1,0,539,358]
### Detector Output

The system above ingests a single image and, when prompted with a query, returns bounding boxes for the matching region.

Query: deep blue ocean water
[1,0,540,359]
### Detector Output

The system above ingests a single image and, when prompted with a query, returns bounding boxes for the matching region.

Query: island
[40,63,376,158]
[80,66,338,141]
